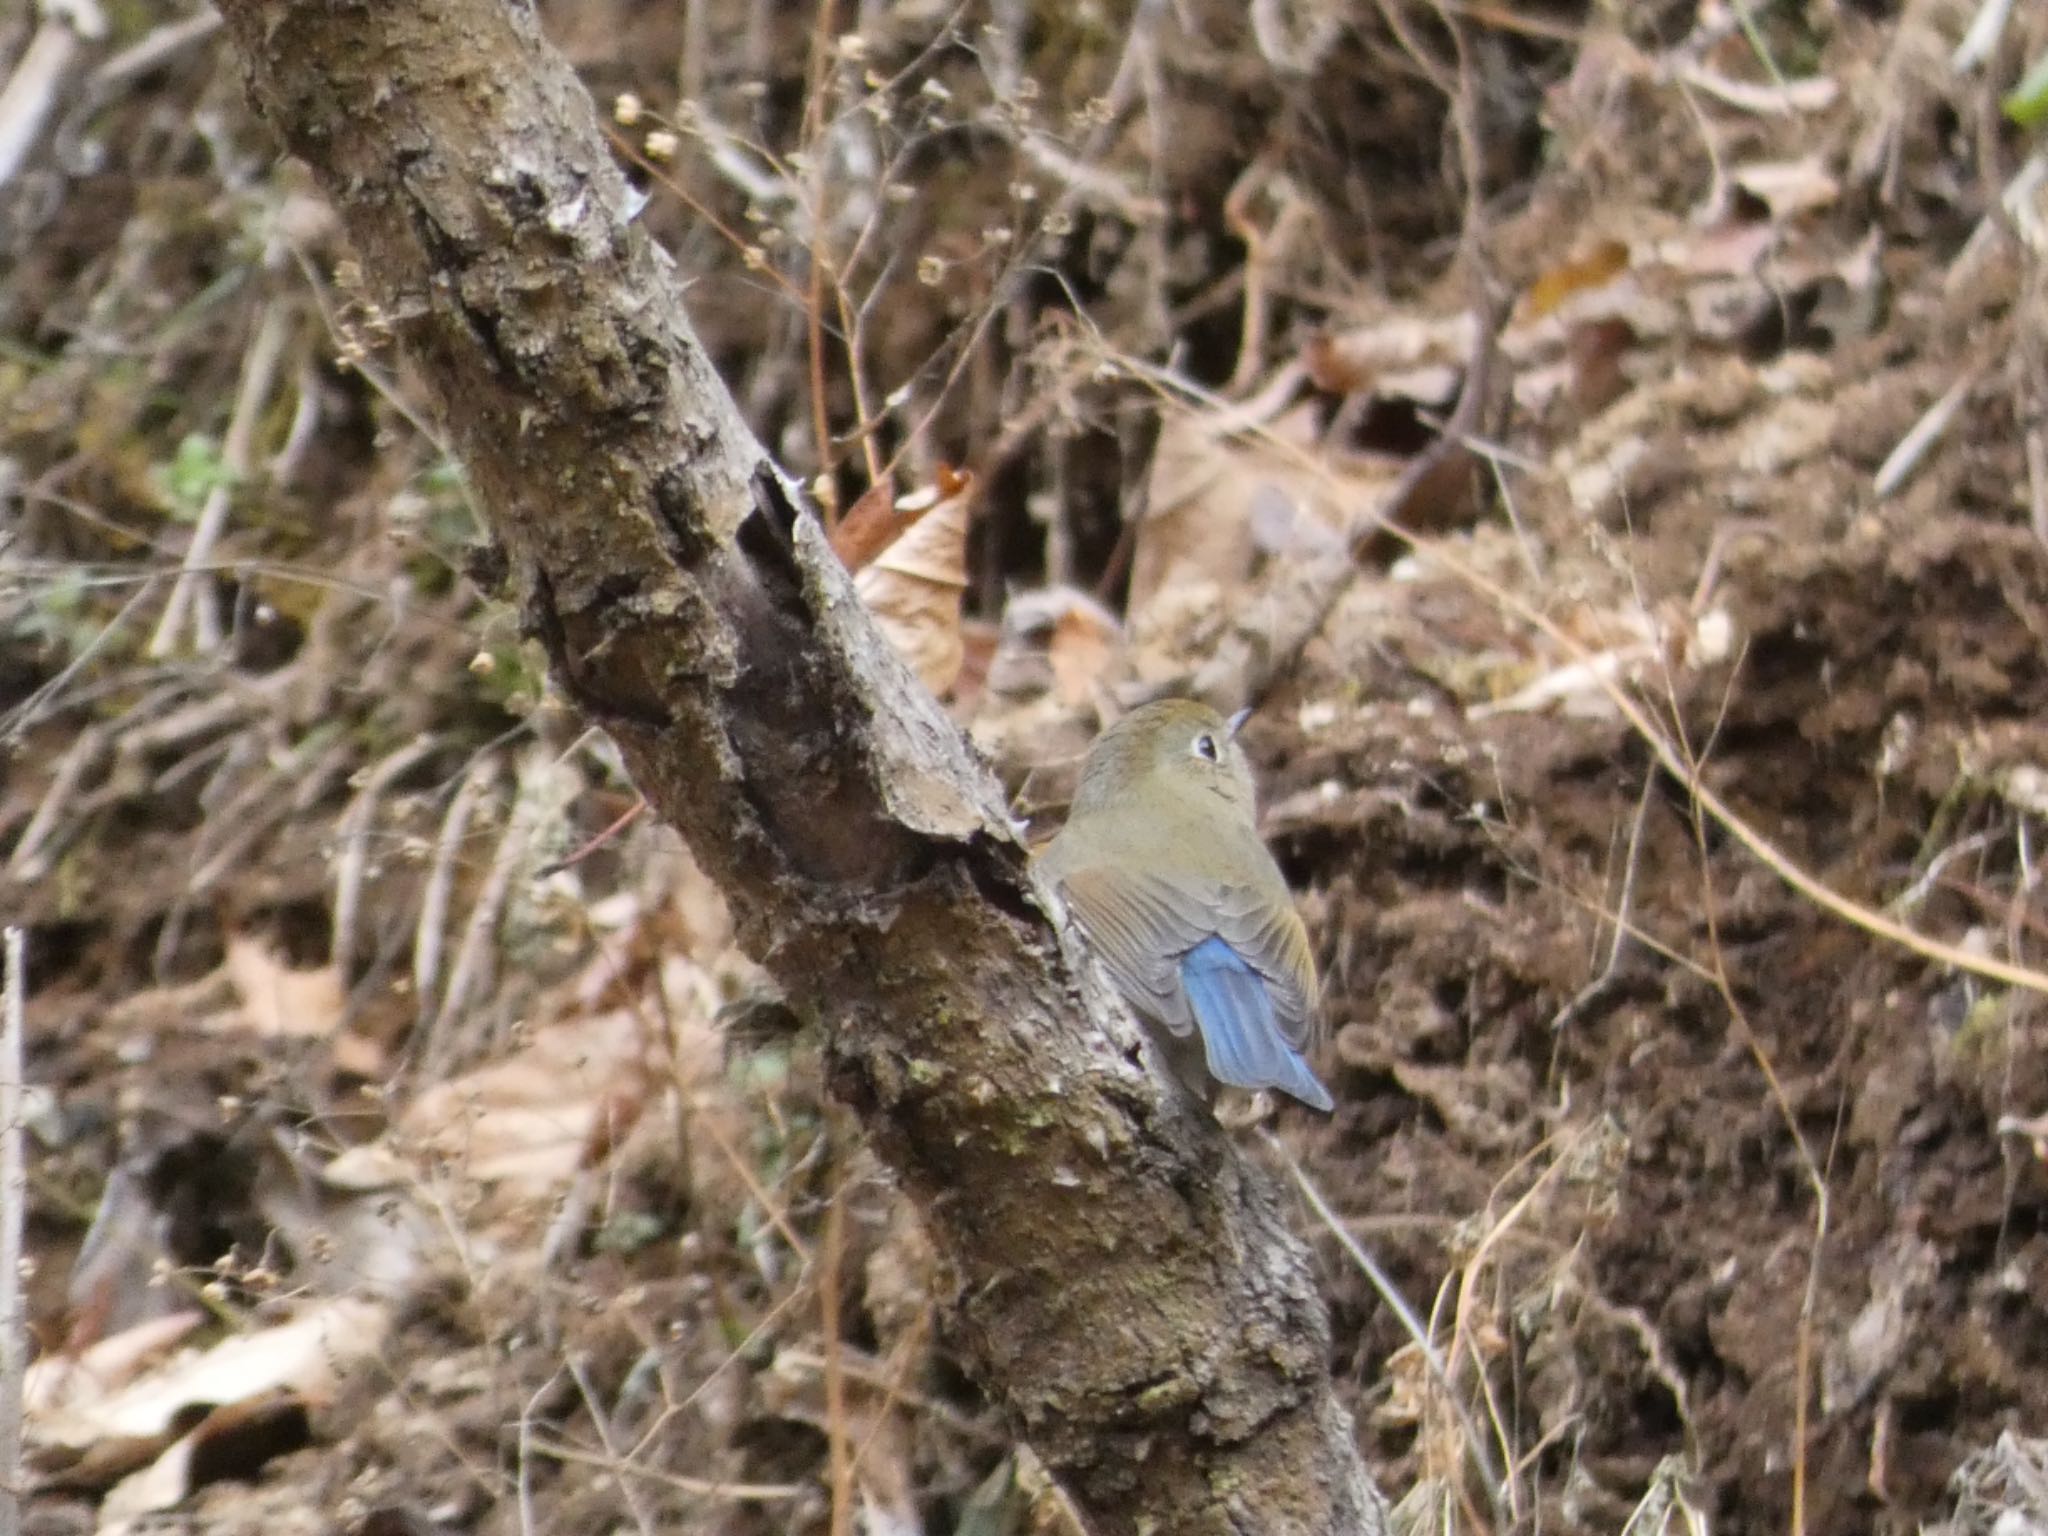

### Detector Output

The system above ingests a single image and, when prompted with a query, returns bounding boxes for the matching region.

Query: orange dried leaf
[829,480,911,572]
[1523,238,1631,320]
[830,464,977,574]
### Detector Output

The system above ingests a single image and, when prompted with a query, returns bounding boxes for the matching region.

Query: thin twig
[6,724,109,883]
[567,1355,661,1536]
[0,13,92,191]
[0,571,161,744]
[802,0,840,479]
[418,767,533,1078]
[1262,1128,1508,1515]
[821,1166,855,1536]
[527,1436,804,1502]
[1661,634,1830,1536]
[149,298,294,655]
[0,928,25,1536]
[331,735,439,974]
[1551,768,1660,1032]
[89,8,221,88]
[414,753,501,1035]
[2026,425,2048,550]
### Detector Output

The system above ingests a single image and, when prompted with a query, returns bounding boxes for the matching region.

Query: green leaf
[2006,51,2048,128]
[156,433,238,519]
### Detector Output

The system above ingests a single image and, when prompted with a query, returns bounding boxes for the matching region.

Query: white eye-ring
[1191,732,1220,762]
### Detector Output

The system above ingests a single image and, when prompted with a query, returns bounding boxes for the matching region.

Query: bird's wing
[1181,937,1334,1111]
[1052,863,1203,1035]
[1052,860,1332,1110]
[1052,864,1318,1043]
[1207,882,1320,1051]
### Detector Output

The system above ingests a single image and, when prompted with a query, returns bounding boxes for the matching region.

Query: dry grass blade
[0,930,24,1536]
[148,299,294,657]
[1263,1129,1508,1522]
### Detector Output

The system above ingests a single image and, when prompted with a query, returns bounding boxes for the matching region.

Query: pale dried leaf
[31,1297,388,1450]
[99,1394,319,1536]
[1046,599,1122,707]
[1731,156,1841,219]
[982,585,1122,706]
[25,1312,204,1419]
[855,479,972,695]
[99,1431,196,1535]
[398,1010,656,1197]
[223,935,345,1040]
[1131,400,1362,617]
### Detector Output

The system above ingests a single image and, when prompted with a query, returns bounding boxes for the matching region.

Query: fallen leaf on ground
[30,1297,388,1451]
[223,935,345,1039]
[854,472,974,695]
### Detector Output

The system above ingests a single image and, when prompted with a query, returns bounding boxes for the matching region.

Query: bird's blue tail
[1180,937,1335,1111]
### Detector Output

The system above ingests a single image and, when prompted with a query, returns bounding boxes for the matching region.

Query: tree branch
[213,3,1386,1529]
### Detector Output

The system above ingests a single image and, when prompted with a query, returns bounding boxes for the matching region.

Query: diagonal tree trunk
[213,3,1388,1530]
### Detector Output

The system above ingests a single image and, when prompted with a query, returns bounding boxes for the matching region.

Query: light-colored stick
[0,927,27,1536]
[0,19,83,191]
[149,299,294,656]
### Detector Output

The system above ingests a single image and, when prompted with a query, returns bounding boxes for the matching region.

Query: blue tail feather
[1180,937,1334,1111]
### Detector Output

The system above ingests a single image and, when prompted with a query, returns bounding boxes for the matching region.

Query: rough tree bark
[214,3,1389,1531]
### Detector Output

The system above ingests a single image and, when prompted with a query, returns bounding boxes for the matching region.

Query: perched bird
[1035,699,1334,1112]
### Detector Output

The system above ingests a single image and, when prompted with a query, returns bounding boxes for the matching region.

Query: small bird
[1035,699,1334,1112]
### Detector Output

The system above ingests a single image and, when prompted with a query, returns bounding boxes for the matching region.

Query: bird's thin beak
[1226,707,1252,738]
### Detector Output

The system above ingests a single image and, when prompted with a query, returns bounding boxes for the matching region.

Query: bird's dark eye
[1192,732,1220,762]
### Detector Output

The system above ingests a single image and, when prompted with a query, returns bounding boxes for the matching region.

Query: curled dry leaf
[398,1009,660,1201]
[854,470,974,696]
[29,1297,389,1451]
[831,463,969,573]
[828,479,913,573]
[100,1392,317,1535]
[25,1313,205,1423]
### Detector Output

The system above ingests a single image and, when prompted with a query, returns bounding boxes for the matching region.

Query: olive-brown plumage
[1035,699,1333,1111]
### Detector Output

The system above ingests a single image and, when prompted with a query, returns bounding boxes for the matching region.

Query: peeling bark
[213,3,1388,1529]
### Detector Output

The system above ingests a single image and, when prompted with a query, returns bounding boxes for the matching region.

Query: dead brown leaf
[854,471,974,696]
[398,1010,659,1199]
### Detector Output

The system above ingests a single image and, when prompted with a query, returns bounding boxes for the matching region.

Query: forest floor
[5,3,2048,1535]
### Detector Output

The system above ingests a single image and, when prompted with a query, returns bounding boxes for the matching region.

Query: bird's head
[1069,698,1259,822]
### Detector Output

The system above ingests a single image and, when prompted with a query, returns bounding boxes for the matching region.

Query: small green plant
[154,432,236,521]
[2005,51,2048,127]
